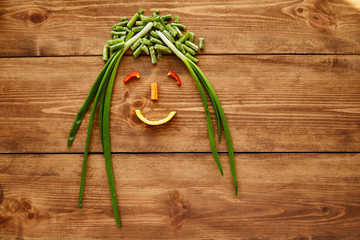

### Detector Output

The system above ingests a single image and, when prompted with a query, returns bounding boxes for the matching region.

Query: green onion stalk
[67,22,154,228]
[156,31,238,196]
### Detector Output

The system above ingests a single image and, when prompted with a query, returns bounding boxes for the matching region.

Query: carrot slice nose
[151,83,158,100]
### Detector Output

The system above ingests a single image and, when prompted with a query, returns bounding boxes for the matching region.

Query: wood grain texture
[0,153,360,239]
[1,0,360,238]
[1,0,360,56]
[1,55,359,153]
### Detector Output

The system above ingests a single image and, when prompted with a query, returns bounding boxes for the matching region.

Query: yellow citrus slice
[135,109,176,125]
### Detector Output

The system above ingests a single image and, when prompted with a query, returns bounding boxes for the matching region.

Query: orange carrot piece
[151,83,158,100]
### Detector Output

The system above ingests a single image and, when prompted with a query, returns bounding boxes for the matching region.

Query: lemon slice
[135,110,176,125]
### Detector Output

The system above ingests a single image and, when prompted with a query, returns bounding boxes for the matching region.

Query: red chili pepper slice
[167,70,181,86]
[123,72,140,83]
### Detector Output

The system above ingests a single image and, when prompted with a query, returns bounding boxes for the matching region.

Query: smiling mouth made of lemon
[135,82,176,125]
[135,109,176,125]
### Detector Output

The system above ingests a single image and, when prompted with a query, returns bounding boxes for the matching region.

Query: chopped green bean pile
[68,9,237,229]
[105,10,205,64]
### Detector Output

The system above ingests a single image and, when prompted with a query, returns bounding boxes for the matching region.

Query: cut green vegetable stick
[150,30,160,38]
[138,14,145,21]
[133,44,143,58]
[138,8,144,14]
[154,44,172,53]
[149,46,157,64]
[143,17,159,23]
[189,32,195,42]
[165,24,177,37]
[142,44,149,55]
[173,25,183,37]
[175,41,186,54]
[111,31,127,36]
[182,44,196,55]
[185,52,198,62]
[103,45,109,61]
[110,41,125,52]
[177,31,190,43]
[158,23,167,32]
[199,37,205,50]
[162,29,175,43]
[141,38,153,46]
[161,14,172,20]
[185,40,198,51]
[121,17,127,21]
[156,16,166,25]
[152,9,159,17]
[171,23,186,30]
[157,49,162,60]
[150,36,164,45]
[107,38,124,46]
[114,26,129,31]
[130,38,142,51]
[136,21,145,26]
[127,12,139,28]
[140,14,158,23]
[174,15,179,23]
[113,21,128,28]
[132,25,145,32]
[153,21,165,31]
[125,30,134,42]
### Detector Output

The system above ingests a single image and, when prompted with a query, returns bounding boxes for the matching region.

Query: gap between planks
[1,53,360,59]
[1,151,360,155]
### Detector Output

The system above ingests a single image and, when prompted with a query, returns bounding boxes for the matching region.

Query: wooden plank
[1,0,360,56]
[0,153,360,239]
[1,55,359,153]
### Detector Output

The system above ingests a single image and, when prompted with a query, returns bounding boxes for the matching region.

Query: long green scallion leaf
[188,60,238,195]
[102,50,124,228]
[184,60,223,176]
[156,30,238,195]
[101,23,154,228]
[78,50,121,209]
[67,53,117,147]
[74,22,154,229]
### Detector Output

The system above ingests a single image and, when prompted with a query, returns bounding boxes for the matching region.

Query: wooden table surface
[1,0,360,239]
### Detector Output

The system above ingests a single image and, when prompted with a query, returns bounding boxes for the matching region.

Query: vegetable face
[68,9,237,228]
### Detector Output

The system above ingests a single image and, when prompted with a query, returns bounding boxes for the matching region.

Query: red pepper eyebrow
[123,72,140,83]
[167,70,181,86]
